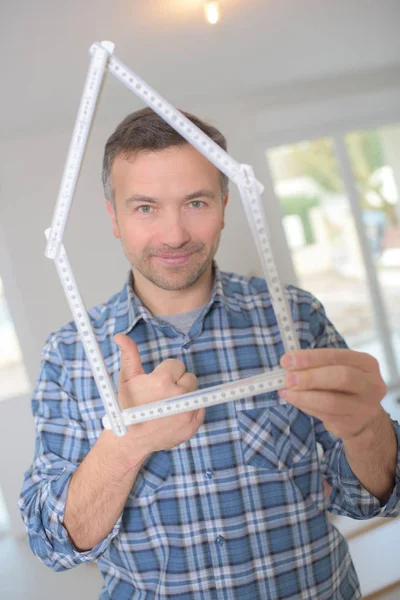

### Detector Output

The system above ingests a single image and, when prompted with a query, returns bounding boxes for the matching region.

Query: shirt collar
[113,263,241,337]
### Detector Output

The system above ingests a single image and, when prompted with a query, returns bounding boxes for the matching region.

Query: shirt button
[216,535,225,546]
[205,469,214,480]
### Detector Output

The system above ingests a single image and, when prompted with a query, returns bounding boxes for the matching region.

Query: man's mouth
[153,253,194,266]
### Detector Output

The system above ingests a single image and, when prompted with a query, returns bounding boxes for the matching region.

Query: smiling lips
[153,253,194,266]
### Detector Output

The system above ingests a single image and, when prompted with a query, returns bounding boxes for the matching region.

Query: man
[20,108,400,599]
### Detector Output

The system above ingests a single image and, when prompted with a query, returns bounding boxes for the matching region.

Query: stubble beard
[128,240,220,292]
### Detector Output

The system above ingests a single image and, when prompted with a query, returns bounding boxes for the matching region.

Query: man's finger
[280,348,379,373]
[153,358,186,384]
[193,407,205,423]
[177,372,198,394]
[283,365,366,394]
[114,334,145,383]
[278,388,357,419]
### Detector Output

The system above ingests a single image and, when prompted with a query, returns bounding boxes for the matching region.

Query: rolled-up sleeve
[314,417,400,519]
[19,334,121,571]
[306,295,400,519]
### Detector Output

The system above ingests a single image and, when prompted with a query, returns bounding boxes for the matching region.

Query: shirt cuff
[334,418,400,518]
[40,468,122,567]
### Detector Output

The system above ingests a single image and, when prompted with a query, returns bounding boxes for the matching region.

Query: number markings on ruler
[239,165,299,353]
[45,229,127,436]
[102,369,286,429]
[45,42,114,261]
[107,56,264,192]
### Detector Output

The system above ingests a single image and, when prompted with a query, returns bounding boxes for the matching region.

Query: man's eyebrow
[124,194,157,206]
[184,190,216,201]
[124,190,216,206]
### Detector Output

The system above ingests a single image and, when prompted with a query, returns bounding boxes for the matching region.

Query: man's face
[106,144,228,292]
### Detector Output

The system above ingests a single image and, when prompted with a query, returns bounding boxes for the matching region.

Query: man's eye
[190,200,205,208]
[137,205,153,213]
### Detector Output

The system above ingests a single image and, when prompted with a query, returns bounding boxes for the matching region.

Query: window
[345,125,400,370]
[267,126,400,386]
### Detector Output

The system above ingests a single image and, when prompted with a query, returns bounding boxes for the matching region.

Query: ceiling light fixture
[204,1,221,25]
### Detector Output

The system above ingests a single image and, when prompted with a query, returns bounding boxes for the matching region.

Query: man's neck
[132,267,214,316]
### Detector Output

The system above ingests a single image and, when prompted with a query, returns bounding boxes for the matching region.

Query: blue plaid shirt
[19,267,400,599]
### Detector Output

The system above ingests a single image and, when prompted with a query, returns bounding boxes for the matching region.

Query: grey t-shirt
[158,306,204,336]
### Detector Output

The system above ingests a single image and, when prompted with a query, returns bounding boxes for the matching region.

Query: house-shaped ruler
[45,41,299,437]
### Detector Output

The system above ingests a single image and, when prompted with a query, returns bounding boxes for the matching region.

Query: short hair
[102,107,229,207]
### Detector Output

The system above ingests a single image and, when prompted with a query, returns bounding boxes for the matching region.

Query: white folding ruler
[45,40,299,436]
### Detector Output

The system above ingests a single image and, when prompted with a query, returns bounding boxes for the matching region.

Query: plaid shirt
[19,267,400,599]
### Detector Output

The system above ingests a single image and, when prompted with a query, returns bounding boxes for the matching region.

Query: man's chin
[147,275,199,292]
[144,264,210,292]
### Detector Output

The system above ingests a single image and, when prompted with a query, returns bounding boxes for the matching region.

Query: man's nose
[160,212,191,248]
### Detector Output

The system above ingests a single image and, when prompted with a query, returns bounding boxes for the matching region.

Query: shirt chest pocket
[235,392,315,471]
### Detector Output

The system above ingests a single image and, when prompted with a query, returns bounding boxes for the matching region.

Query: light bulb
[204,1,220,25]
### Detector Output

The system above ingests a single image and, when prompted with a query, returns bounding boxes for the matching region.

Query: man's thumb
[114,334,145,383]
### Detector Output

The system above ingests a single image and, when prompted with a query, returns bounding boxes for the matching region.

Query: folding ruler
[45,41,299,436]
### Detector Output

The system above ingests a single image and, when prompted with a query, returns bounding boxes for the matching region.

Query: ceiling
[1,0,400,138]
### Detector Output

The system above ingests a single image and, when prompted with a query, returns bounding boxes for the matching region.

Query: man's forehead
[112,145,220,181]
[115,145,181,164]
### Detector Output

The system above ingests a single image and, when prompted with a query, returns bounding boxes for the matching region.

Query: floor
[369,586,400,600]
[346,518,400,597]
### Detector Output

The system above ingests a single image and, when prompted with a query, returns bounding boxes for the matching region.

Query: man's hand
[278,348,388,440]
[278,347,398,502]
[114,333,205,461]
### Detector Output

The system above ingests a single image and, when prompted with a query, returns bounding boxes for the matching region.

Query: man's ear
[221,192,229,230]
[105,200,121,239]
